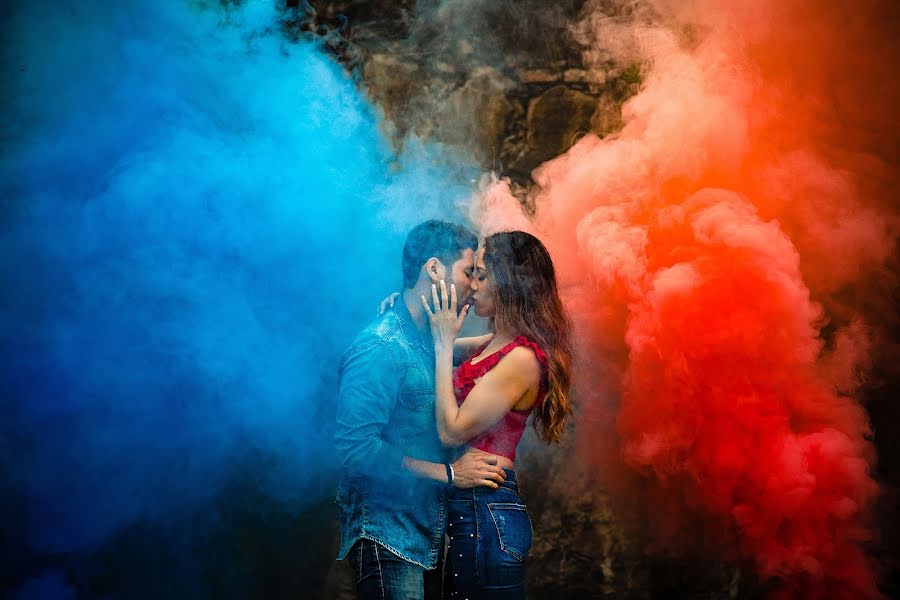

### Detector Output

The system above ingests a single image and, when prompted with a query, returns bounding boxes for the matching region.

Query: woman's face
[471,247,495,318]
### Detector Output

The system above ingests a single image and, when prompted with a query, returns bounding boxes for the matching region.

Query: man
[335,220,507,599]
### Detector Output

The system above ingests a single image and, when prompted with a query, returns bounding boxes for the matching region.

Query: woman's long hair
[482,231,573,444]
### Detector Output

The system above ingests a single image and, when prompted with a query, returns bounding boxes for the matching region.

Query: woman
[422,230,573,599]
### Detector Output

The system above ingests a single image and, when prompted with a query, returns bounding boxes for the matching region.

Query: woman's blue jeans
[444,469,532,599]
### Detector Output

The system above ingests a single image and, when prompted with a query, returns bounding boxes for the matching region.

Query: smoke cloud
[477,0,899,596]
[1,0,476,596]
[4,0,898,596]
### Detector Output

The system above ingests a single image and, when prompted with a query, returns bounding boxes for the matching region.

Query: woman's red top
[452,336,549,461]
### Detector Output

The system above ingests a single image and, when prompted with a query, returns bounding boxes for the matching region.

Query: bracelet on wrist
[444,462,455,487]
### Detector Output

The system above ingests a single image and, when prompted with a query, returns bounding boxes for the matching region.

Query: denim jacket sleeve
[334,340,406,477]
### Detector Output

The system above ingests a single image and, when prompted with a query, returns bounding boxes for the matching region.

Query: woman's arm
[434,344,539,446]
[423,280,540,447]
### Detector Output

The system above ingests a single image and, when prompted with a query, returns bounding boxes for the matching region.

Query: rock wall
[283,0,638,185]
[286,2,900,598]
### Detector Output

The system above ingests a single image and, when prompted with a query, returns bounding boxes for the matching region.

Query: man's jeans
[350,539,443,599]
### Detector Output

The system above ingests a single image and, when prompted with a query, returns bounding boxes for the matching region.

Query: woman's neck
[490,323,515,346]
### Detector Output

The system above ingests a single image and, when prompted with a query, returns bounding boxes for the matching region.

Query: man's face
[447,248,476,305]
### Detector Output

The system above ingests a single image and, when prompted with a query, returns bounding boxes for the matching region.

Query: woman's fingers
[420,294,434,318]
[428,280,467,336]
[378,292,400,315]
[439,279,448,312]
[481,479,500,489]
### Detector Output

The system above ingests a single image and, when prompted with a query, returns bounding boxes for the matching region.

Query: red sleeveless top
[453,336,549,460]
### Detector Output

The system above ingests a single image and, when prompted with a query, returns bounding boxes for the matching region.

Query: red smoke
[477,0,899,596]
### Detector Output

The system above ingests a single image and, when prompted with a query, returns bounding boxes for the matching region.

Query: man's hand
[451,448,507,489]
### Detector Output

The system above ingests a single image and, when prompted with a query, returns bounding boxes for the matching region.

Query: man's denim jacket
[334,300,449,568]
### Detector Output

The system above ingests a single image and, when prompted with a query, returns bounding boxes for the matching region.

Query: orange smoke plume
[478,0,899,597]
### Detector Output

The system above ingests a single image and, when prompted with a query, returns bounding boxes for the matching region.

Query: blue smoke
[1,0,476,595]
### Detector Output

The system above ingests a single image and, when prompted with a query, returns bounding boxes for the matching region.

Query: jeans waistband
[448,469,519,500]
[499,468,517,492]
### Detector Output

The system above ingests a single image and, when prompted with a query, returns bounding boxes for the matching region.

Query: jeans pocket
[353,540,380,584]
[487,503,533,561]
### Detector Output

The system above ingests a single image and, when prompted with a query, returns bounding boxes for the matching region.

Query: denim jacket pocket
[487,502,533,561]
[399,389,433,411]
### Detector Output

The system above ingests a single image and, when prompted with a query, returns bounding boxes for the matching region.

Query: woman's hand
[422,279,469,352]
[377,292,400,316]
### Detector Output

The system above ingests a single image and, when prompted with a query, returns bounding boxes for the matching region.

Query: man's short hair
[401,220,478,289]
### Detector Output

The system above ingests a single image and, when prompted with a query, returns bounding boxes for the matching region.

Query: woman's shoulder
[510,336,548,365]
[495,344,542,384]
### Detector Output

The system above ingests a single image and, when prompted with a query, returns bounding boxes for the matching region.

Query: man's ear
[424,257,444,283]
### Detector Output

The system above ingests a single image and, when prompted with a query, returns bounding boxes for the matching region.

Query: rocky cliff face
[286,2,900,599]
[283,0,638,187]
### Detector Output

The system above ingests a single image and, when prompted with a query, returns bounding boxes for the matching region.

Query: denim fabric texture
[444,469,532,599]
[351,539,444,600]
[335,301,450,569]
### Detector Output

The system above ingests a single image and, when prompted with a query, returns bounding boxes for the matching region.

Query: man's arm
[453,334,493,364]
[334,341,405,478]
[404,449,508,489]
